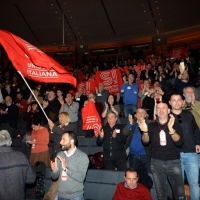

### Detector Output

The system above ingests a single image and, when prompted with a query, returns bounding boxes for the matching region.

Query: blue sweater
[120,83,138,104]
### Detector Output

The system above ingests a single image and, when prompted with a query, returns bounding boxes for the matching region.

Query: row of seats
[11,137,103,158]
[43,168,172,200]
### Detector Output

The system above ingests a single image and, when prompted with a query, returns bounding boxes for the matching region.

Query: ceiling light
[70,16,72,18]
[160,19,161,21]
[55,11,57,13]
[148,22,150,23]
[144,10,146,12]
[51,4,53,6]
[68,10,70,12]
[80,37,81,38]
[157,7,159,9]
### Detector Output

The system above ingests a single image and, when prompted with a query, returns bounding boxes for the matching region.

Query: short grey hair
[0,130,11,147]
[183,86,195,94]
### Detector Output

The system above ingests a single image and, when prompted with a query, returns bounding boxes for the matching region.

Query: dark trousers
[129,153,151,172]
[104,158,127,171]
[151,158,186,200]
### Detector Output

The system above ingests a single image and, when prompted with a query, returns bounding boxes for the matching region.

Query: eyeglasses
[177,115,182,124]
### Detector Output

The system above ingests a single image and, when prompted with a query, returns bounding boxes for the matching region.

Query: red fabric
[135,65,145,84]
[112,182,152,200]
[77,71,85,83]
[77,80,96,96]
[30,127,49,153]
[170,47,188,59]
[15,99,28,112]
[81,101,102,137]
[95,69,122,94]
[0,30,76,86]
[123,66,129,74]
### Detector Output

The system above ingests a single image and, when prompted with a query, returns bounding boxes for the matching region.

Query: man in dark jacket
[97,112,127,171]
[169,93,200,200]
[42,90,61,124]
[0,95,19,138]
[123,108,151,172]
[0,130,36,200]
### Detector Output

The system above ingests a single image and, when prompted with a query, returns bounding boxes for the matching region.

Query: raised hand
[99,129,104,138]
[128,114,133,124]
[57,156,67,171]
[51,158,58,172]
[168,114,175,132]
[138,118,148,132]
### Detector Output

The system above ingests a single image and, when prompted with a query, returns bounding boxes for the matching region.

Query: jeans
[124,103,137,117]
[151,158,185,200]
[180,152,199,200]
[129,153,151,172]
[58,194,84,200]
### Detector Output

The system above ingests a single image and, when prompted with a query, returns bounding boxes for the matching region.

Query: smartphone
[180,62,185,71]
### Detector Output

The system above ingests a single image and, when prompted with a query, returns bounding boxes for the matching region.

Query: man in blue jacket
[120,73,138,117]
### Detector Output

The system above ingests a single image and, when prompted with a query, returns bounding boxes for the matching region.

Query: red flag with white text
[95,69,122,94]
[0,30,76,86]
[77,80,96,96]
[82,101,102,137]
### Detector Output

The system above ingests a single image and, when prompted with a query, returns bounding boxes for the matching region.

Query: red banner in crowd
[82,101,102,137]
[77,80,96,96]
[95,69,122,94]
[135,64,146,84]
[0,30,76,86]
[170,47,188,59]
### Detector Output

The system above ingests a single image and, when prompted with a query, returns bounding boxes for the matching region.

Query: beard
[62,143,71,151]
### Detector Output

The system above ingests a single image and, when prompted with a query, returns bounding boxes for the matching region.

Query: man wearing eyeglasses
[112,168,152,200]
[169,92,200,200]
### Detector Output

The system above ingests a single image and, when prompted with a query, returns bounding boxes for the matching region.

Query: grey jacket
[0,147,36,200]
[51,148,89,199]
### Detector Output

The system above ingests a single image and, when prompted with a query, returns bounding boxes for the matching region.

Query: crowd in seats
[1,45,200,199]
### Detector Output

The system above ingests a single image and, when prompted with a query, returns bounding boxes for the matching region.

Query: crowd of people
[0,46,200,199]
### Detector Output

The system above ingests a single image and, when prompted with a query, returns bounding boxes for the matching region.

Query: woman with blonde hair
[48,112,75,159]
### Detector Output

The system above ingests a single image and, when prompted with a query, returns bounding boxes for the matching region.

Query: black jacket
[51,123,75,159]
[171,110,200,153]
[123,119,152,159]
[96,123,127,160]
[0,103,19,128]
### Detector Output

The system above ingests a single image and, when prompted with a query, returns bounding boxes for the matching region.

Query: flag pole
[17,71,49,121]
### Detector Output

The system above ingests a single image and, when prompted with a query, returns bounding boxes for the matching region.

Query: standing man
[123,108,151,172]
[0,95,19,138]
[120,73,138,117]
[94,83,110,108]
[42,90,61,124]
[138,102,185,200]
[51,131,89,200]
[169,93,200,200]
[112,168,152,200]
[0,130,36,200]
[97,112,127,171]
[60,92,79,134]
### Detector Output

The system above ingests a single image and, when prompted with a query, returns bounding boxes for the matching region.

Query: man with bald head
[0,95,18,138]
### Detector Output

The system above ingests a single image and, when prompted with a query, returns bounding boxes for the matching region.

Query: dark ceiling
[0,0,200,49]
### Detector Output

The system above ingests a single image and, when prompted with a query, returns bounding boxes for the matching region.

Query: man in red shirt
[112,168,152,200]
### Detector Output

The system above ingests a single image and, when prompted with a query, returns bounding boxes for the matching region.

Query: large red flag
[95,69,122,94]
[82,101,102,137]
[0,30,76,86]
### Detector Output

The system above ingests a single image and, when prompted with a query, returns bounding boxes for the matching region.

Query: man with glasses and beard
[169,93,200,200]
[51,131,89,200]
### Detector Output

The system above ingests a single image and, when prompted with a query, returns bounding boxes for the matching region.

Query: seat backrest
[84,169,123,200]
